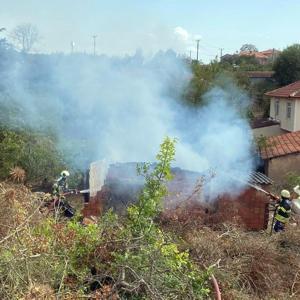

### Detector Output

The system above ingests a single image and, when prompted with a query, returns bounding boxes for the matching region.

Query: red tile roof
[265,81,300,98]
[260,131,300,159]
[260,49,280,57]
[240,51,268,59]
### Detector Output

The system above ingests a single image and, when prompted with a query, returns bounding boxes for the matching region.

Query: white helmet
[281,189,290,199]
[293,185,300,196]
[61,170,70,177]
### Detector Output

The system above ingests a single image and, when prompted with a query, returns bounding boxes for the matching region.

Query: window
[275,100,280,116]
[287,102,292,119]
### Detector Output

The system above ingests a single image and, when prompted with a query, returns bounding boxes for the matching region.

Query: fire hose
[211,274,221,300]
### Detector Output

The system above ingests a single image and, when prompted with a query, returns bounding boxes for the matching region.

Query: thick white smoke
[1,49,253,200]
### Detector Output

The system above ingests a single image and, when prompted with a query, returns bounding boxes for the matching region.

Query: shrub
[0,127,66,185]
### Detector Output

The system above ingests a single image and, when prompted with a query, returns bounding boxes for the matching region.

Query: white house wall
[269,97,298,132]
[295,99,300,131]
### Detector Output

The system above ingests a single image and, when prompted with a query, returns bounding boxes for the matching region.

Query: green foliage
[128,137,177,235]
[254,134,277,156]
[285,172,300,191]
[221,54,272,71]
[240,44,258,53]
[274,44,300,86]
[115,137,210,299]
[0,127,66,184]
[183,60,252,108]
[0,129,25,177]
[0,137,211,299]
[249,80,278,117]
[255,134,268,150]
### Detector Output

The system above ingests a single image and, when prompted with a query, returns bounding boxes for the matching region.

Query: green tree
[273,44,300,86]
[249,80,278,117]
[116,137,211,299]
[240,44,258,53]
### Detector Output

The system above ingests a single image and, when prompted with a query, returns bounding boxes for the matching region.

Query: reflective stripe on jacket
[275,199,291,224]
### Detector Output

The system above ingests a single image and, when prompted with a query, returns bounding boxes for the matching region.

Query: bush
[0,127,67,185]
[0,137,211,299]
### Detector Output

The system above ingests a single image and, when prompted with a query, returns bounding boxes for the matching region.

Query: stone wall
[266,153,300,183]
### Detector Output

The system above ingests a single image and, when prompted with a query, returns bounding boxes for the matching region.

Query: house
[83,162,273,231]
[239,49,280,65]
[245,71,275,85]
[253,81,300,182]
[260,131,300,182]
[253,80,300,138]
[266,81,300,132]
[260,49,281,60]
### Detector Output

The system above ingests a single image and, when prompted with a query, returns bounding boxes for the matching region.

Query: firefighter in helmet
[274,189,292,232]
[52,170,70,195]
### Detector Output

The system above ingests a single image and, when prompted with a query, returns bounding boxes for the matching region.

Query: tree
[240,44,258,53]
[11,23,40,52]
[273,44,300,86]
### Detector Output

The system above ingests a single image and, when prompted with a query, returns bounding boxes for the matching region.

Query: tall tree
[11,23,40,52]
[273,44,300,86]
[240,44,258,53]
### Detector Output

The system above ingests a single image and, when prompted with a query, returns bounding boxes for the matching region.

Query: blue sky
[0,0,299,62]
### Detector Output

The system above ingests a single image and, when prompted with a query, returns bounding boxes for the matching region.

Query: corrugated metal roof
[248,171,273,185]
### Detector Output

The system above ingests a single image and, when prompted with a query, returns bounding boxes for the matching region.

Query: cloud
[174,26,190,42]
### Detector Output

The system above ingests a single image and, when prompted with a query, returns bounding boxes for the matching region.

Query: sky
[0,0,299,62]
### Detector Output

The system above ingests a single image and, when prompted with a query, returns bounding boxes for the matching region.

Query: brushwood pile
[1,181,300,299]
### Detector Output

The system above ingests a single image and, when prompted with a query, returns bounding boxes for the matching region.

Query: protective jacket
[275,198,292,224]
[56,176,68,192]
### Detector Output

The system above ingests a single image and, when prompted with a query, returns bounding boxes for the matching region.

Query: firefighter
[51,170,75,218]
[56,170,70,192]
[52,170,69,196]
[273,190,292,232]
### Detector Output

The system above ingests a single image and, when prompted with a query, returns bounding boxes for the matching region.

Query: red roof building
[265,81,300,132]
[239,49,280,65]
[265,81,300,98]
[260,131,300,182]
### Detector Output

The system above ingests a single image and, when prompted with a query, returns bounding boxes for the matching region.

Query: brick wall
[81,163,271,231]
[212,189,270,230]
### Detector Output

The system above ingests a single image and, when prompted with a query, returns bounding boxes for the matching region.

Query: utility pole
[196,39,200,61]
[70,41,75,54]
[189,50,192,61]
[92,35,97,56]
[219,48,224,61]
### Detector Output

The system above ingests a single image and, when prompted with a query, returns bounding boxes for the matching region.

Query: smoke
[0,48,254,200]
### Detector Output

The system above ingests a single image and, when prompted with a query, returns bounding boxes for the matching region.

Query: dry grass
[9,166,26,183]
[2,182,300,299]
[170,222,300,300]
[0,182,43,238]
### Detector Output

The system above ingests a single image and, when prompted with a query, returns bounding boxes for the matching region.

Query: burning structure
[82,161,273,231]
